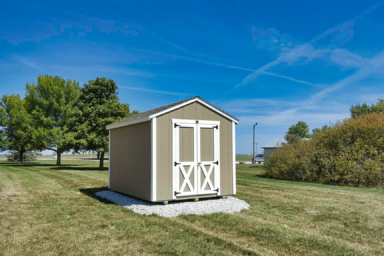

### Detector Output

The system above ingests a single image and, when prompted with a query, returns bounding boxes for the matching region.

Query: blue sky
[1,0,384,154]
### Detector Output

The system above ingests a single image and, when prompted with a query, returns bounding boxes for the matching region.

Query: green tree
[70,77,137,169]
[284,133,302,144]
[312,125,331,134]
[285,121,311,144]
[25,75,81,165]
[0,95,44,163]
[350,99,384,118]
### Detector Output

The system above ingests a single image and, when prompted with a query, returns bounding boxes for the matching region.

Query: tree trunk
[56,150,61,166]
[99,151,104,169]
[19,150,24,164]
[97,151,100,159]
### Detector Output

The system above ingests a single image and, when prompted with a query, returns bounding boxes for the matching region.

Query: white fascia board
[150,98,238,124]
[232,121,236,195]
[106,116,150,130]
[151,117,157,202]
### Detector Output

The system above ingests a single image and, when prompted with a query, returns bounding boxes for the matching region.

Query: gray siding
[156,102,234,201]
[109,121,152,201]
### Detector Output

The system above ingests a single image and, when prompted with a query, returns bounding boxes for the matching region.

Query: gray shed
[106,96,238,203]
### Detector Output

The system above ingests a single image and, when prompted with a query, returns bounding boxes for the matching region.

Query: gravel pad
[95,191,250,217]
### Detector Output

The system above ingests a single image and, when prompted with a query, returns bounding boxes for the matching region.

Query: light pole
[252,123,258,164]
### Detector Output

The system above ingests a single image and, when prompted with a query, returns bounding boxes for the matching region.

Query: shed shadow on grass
[79,186,116,205]
[81,187,230,209]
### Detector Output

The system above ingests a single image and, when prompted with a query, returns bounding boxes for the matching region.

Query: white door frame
[196,123,220,195]
[172,119,220,199]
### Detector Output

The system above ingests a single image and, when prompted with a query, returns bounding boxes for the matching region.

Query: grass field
[236,155,253,162]
[1,160,383,255]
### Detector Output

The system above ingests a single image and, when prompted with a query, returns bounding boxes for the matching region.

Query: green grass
[1,161,383,255]
[236,155,253,162]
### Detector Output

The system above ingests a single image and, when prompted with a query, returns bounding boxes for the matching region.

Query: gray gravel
[95,191,250,217]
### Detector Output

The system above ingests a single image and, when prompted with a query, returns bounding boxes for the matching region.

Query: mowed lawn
[1,161,383,255]
[236,155,253,162]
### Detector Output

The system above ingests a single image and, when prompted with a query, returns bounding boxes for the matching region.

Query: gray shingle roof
[110,96,238,126]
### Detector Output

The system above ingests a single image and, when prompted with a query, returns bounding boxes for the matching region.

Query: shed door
[197,123,220,195]
[172,119,220,199]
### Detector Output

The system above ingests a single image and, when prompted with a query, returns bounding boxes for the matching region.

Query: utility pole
[252,123,258,164]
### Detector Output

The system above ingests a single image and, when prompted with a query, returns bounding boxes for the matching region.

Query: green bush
[266,112,384,187]
[7,152,37,162]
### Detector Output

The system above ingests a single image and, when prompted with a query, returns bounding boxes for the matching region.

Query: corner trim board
[232,121,236,195]
[151,117,157,201]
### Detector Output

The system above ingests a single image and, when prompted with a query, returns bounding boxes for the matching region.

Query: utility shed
[106,96,239,203]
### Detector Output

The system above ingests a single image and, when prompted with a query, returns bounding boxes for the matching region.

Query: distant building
[262,138,312,160]
[261,139,285,157]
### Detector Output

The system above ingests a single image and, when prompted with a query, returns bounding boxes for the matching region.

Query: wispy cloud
[234,2,382,89]
[119,86,189,96]
[239,111,348,127]
[11,55,40,70]
[136,50,316,86]
[310,50,384,102]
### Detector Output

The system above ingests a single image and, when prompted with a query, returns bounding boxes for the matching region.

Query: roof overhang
[106,116,150,130]
[106,97,239,130]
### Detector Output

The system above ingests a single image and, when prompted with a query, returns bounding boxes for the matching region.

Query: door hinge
[174,123,180,128]
[174,161,180,166]
[174,191,181,196]
[214,188,219,193]
[214,125,218,129]
[214,161,219,165]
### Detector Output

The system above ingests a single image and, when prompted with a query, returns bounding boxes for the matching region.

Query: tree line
[283,99,384,144]
[266,98,384,187]
[0,75,138,168]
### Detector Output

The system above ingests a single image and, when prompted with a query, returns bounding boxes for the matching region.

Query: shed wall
[109,121,152,201]
[156,102,233,201]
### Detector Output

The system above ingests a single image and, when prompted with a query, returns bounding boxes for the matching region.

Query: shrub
[266,112,384,187]
[7,152,37,163]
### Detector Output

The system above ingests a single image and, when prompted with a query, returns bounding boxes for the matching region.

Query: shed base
[154,193,234,203]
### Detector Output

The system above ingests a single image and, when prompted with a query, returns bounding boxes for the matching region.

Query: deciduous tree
[350,99,384,118]
[25,75,81,165]
[70,77,138,169]
[284,121,311,144]
[0,94,44,163]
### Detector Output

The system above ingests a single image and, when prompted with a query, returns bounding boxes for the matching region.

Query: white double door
[172,119,220,198]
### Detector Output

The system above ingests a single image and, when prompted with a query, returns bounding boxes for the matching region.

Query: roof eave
[106,116,150,130]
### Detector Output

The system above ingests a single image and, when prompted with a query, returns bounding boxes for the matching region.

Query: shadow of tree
[0,161,108,171]
[0,162,76,167]
[50,166,108,171]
